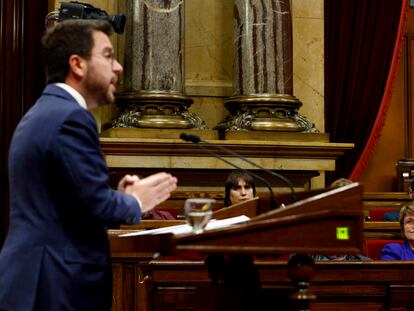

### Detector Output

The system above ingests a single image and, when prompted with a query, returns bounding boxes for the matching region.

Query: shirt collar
[54,83,87,110]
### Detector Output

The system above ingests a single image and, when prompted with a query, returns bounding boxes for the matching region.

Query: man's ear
[68,54,86,79]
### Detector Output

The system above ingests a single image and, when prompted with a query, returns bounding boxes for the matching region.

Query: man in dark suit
[0,19,177,311]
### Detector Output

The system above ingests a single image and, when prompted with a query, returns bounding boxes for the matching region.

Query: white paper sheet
[119,215,250,237]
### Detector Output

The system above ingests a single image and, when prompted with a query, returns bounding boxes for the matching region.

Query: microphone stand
[180,133,297,205]
[189,142,278,210]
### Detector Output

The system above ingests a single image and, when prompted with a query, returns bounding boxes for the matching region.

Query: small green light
[336,227,349,240]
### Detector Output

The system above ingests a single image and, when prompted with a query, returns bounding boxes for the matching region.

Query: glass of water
[184,198,215,234]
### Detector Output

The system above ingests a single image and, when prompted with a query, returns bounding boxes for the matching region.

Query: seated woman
[381,204,414,260]
[142,209,175,220]
[205,171,259,285]
[224,170,256,206]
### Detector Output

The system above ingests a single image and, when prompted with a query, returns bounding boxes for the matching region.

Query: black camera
[59,1,126,34]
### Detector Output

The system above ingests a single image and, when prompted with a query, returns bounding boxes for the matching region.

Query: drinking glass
[184,198,215,234]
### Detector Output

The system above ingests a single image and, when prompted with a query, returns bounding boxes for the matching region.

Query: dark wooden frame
[0,0,48,245]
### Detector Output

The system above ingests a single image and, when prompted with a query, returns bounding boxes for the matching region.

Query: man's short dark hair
[42,19,113,84]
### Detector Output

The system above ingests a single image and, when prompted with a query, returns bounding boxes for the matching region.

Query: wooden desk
[111,258,414,311]
[110,184,366,310]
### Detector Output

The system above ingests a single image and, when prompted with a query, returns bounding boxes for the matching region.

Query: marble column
[113,0,206,129]
[218,0,316,132]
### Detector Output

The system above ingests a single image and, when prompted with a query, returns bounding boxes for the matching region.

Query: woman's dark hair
[224,170,256,207]
[41,19,113,84]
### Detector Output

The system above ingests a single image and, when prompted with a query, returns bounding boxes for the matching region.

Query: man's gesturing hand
[125,172,177,213]
[117,174,140,192]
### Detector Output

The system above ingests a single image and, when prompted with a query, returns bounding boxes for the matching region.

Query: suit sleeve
[54,109,141,225]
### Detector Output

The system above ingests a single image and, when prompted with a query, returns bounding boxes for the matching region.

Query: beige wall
[48,0,324,132]
[358,48,406,192]
[292,0,324,132]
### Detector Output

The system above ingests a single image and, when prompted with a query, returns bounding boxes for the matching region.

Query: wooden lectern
[110,183,364,310]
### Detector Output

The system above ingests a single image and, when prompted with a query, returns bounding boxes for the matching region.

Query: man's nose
[113,59,123,73]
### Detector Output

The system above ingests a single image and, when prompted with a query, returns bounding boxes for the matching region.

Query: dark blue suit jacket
[381,241,414,260]
[0,85,141,311]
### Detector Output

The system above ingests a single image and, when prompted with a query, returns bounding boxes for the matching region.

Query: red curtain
[325,0,409,183]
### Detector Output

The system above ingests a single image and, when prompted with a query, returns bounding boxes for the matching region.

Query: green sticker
[336,227,349,240]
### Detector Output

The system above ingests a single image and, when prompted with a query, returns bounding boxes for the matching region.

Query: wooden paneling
[111,258,414,311]
[363,191,410,221]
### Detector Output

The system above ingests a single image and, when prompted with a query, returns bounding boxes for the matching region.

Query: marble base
[101,128,328,142]
[223,131,329,142]
[100,128,218,140]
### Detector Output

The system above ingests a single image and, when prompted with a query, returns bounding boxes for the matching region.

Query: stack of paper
[119,215,250,237]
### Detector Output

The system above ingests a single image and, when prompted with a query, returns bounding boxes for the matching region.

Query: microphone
[180,133,297,208]
[180,134,277,210]
[180,133,201,143]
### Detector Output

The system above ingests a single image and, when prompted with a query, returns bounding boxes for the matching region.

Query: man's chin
[98,94,115,106]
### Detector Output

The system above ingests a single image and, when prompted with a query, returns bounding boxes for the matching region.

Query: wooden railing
[363,191,410,220]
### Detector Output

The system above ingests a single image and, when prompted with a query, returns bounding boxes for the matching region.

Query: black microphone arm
[184,139,277,210]
[180,133,297,205]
